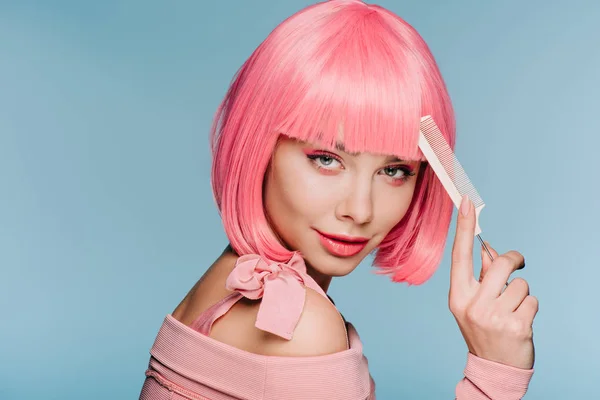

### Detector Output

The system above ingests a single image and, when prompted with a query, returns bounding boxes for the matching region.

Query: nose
[335,178,374,225]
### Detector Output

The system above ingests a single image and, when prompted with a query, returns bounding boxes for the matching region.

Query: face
[263,135,422,278]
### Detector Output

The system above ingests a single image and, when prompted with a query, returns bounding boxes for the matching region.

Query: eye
[383,166,404,177]
[380,165,416,182]
[306,152,343,170]
[316,156,336,166]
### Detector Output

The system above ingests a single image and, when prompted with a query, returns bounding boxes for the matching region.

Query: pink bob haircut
[210,0,456,285]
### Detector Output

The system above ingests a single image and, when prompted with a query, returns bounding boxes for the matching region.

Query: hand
[448,195,538,370]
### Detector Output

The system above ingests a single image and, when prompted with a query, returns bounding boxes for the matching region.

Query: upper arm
[259,287,349,357]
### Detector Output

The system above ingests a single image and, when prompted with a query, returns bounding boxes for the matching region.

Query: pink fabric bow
[225,252,322,340]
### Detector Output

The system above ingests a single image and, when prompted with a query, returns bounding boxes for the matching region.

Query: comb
[418,115,494,262]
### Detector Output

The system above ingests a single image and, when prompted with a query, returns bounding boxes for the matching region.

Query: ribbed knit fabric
[140,314,375,399]
[139,253,534,399]
[455,353,534,399]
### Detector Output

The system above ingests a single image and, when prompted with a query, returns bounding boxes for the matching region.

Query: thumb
[478,241,499,282]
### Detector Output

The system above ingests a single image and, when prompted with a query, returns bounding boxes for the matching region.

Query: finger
[514,295,539,322]
[479,250,525,300]
[478,241,499,283]
[498,277,529,312]
[450,195,478,291]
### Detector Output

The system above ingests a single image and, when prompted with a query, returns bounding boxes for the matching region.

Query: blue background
[1,0,598,398]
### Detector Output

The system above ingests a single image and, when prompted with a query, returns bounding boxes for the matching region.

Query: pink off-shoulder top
[140,253,534,399]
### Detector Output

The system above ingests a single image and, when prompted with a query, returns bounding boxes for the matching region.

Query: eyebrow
[334,141,407,163]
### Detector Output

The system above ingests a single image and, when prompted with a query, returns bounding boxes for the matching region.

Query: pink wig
[210,0,455,285]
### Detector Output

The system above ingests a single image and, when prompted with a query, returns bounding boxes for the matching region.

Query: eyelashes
[381,165,416,182]
[306,153,341,168]
[306,151,416,184]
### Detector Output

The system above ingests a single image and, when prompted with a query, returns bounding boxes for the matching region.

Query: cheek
[374,184,417,232]
[264,158,339,249]
[271,164,338,218]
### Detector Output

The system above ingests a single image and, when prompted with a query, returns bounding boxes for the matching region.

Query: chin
[305,252,364,277]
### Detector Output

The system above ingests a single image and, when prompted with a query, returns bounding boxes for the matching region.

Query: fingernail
[460,194,470,217]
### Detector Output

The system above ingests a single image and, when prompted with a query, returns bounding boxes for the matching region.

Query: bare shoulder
[210,287,349,357]
[262,287,349,356]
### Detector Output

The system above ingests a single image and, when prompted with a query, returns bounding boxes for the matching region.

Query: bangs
[271,6,427,161]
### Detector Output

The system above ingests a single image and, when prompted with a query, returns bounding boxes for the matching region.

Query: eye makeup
[381,165,416,185]
[303,148,417,184]
[304,150,342,175]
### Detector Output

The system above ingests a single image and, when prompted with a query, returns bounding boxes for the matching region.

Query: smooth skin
[450,194,538,370]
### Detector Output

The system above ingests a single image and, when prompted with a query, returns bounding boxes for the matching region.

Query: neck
[305,263,332,293]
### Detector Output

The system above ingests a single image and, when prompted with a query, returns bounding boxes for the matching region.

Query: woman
[140,1,537,398]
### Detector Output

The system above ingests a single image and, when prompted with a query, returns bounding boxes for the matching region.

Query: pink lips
[315,230,369,257]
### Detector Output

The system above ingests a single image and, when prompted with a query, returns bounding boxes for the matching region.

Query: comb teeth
[419,116,484,208]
